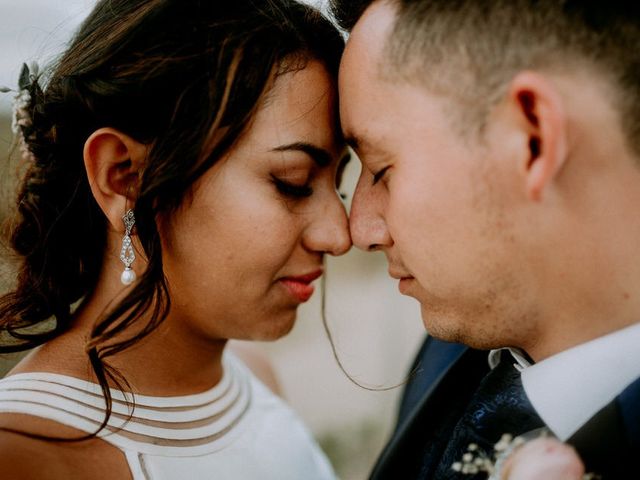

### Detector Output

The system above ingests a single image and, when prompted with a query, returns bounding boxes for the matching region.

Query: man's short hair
[331,0,640,154]
[330,0,373,31]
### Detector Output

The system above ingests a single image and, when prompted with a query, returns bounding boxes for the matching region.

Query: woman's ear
[508,71,569,202]
[83,128,147,232]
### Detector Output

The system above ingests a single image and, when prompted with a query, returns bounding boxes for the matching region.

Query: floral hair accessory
[452,429,601,479]
[12,63,39,132]
[1,63,40,163]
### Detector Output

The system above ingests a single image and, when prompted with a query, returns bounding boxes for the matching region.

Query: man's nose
[349,171,392,252]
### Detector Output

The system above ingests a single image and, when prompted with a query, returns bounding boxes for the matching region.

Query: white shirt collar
[488,347,532,372]
[511,322,640,441]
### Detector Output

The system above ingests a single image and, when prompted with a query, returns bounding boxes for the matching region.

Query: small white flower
[462,464,479,474]
[10,85,36,163]
[11,89,32,135]
[451,430,602,480]
[494,434,514,453]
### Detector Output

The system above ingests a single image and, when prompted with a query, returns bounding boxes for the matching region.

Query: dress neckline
[0,353,253,456]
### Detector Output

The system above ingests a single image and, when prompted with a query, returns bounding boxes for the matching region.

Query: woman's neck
[11,259,227,396]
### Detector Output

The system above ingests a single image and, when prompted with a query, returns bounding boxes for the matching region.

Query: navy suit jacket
[369,336,490,479]
[370,336,640,480]
[568,376,640,478]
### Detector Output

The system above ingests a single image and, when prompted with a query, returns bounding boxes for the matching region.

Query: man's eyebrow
[344,134,360,152]
[271,142,331,167]
[344,134,377,157]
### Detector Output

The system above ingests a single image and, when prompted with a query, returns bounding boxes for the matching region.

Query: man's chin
[419,308,460,342]
[420,308,490,348]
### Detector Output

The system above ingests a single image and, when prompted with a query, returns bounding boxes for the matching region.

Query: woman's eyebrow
[271,142,331,167]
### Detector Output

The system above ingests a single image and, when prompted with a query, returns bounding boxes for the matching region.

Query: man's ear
[83,128,147,232]
[508,71,568,201]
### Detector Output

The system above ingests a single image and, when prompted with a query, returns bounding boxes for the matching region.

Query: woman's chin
[234,312,298,342]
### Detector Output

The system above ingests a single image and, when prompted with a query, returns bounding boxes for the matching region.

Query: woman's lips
[279,270,323,303]
[280,279,315,302]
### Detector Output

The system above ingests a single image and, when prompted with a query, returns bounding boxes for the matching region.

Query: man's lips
[388,269,415,295]
[278,269,323,302]
[388,269,413,281]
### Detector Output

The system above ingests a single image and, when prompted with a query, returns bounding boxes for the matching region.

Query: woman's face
[161,60,351,342]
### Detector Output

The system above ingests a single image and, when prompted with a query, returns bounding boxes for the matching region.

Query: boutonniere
[451,429,600,479]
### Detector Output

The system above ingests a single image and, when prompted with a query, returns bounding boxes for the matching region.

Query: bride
[0,1,350,478]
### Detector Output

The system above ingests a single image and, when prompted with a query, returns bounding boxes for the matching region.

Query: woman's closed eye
[271,174,313,198]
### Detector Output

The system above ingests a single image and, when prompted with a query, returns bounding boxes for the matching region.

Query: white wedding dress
[0,352,336,479]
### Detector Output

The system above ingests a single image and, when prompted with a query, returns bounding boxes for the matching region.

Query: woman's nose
[303,193,352,256]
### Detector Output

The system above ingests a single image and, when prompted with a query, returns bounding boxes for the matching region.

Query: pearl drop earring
[119,209,137,285]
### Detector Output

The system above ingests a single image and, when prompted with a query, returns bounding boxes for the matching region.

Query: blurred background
[0,1,425,479]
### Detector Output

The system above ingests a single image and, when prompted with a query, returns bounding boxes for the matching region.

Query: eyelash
[272,175,313,198]
[372,166,390,185]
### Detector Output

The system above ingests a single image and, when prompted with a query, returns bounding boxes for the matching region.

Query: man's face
[340,1,537,348]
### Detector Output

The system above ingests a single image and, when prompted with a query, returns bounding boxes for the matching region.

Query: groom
[332,0,640,478]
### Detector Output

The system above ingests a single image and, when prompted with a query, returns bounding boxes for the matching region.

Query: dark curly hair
[1,0,344,440]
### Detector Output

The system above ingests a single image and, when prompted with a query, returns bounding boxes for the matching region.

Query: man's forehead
[343,0,396,71]
[339,3,399,148]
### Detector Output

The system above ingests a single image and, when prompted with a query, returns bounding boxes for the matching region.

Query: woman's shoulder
[0,413,79,479]
[0,421,73,479]
[0,413,131,479]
